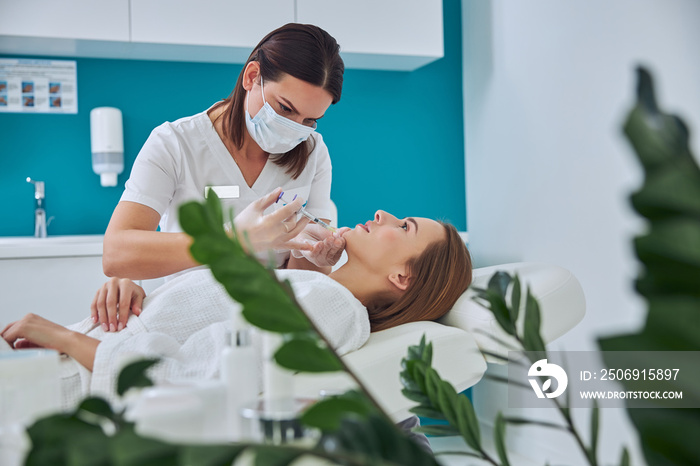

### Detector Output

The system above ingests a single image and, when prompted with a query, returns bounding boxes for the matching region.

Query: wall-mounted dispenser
[90,107,124,187]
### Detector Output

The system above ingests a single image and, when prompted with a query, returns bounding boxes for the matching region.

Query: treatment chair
[294,262,586,422]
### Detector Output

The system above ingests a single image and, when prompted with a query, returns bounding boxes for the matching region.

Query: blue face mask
[245,77,316,154]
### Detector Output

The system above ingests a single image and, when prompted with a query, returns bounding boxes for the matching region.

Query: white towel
[61,268,370,408]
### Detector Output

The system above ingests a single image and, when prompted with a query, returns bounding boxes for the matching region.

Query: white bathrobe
[60,269,370,408]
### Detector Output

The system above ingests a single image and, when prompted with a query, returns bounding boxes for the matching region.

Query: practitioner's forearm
[103,229,197,280]
[102,201,198,280]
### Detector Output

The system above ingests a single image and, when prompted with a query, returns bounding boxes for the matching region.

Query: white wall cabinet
[130,0,293,48]
[128,0,293,63]
[297,0,443,70]
[0,0,130,42]
[0,0,443,71]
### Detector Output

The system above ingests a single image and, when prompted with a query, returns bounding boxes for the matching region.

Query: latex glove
[90,277,146,332]
[233,188,312,253]
[290,225,351,267]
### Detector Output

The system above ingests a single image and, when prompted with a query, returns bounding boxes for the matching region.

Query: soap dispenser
[90,107,124,187]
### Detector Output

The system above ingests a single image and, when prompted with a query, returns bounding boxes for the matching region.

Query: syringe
[277,192,336,232]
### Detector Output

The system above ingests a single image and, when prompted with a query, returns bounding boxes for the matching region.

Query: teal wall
[0,0,465,237]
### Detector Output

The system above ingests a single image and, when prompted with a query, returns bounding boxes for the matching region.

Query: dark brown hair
[210,23,344,179]
[367,223,473,332]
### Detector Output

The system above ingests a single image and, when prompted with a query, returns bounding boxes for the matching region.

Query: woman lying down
[1,192,472,409]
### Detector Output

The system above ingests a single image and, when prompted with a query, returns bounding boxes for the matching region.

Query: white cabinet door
[0,256,109,327]
[0,0,130,41]
[296,0,443,70]
[130,0,294,48]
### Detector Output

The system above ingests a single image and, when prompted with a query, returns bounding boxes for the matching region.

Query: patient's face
[343,211,445,274]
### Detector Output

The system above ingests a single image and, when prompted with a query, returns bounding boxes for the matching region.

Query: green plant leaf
[598,67,700,466]
[324,414,439,465]
[456,391,481,450]
[178,202,210,237]
[435,375,457,427]
[589,399,599,465]
[408,360,428,394]
[406,335,428,362]
[471,275,517,336]
[116,358,160,397]
[300,392,374,431]
[252,446,301,466]
[399,370,422,392]
[110,423,178,465]
[510,275,522,323]
[400,388,431,405]
[488,271,512,296]
[241,297,311,333]
[274,338,343,372]
[77,397,114,420]
[494,413,511,466]
[422,339,433,365]
[332,416,381,458]
[631,165,700,219]
[25,413,110,466]
[484,289,517,336]
[424,365,441,403]
[523,290,546,360]
[619,447,630,466]
[368,414,440,466]
[179,444,246,466]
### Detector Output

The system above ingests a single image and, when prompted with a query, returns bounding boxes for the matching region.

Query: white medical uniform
[120,106,334,269]
[60,269,370,408]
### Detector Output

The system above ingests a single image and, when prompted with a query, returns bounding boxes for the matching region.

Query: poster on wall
[0,58,77,114]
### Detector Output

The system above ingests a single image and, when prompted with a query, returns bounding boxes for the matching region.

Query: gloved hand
[233,188,312,253]
[290,225,352,267]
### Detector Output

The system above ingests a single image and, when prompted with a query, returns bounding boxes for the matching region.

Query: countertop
[0,235,104,259]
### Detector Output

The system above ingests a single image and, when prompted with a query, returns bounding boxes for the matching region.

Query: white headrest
[439,262,586,362]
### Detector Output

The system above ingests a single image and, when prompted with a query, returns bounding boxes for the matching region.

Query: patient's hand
[1,314,99,371]
[91,278,146,332]
[1,313,72,351]
[290,225,350,267]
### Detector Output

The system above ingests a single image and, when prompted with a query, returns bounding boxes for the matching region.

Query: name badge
[205,185,240,199]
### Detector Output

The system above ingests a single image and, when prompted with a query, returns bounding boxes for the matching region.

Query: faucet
[26,177,48,238]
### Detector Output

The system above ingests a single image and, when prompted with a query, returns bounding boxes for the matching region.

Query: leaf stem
[552,397,598,466]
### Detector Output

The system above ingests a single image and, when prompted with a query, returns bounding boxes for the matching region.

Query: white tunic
[61,269,370,408]
[120,106,334,268]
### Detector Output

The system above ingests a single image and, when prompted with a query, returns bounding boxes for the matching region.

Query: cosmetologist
[102,23,346,281]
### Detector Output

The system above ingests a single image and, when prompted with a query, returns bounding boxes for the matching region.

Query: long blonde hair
[366,223,472,332]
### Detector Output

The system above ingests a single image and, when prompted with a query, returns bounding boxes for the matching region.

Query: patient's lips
[356,223,370,233]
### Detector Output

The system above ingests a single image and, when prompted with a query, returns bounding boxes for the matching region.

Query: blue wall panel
[0,0,464,237]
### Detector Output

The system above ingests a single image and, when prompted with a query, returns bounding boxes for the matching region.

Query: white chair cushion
[295,321,486,422]
[439,262,586,362]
